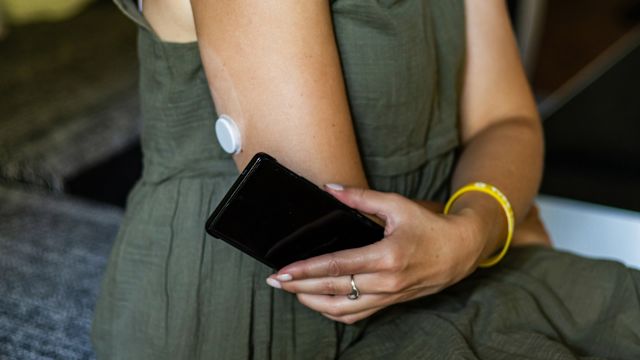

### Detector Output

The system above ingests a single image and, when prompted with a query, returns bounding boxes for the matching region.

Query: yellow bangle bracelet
[444,182,515,268]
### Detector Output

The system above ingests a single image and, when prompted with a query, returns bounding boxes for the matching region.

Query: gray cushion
[0,1,140,192]
[0,185,122,359]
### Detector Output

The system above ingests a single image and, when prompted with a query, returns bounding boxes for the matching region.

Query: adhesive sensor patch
[215,115,242,154]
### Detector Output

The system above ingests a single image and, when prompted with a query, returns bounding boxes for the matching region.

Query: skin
[144,0,550,324]
[141,0,197,43]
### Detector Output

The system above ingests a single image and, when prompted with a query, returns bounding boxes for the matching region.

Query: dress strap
[112,0,168,42]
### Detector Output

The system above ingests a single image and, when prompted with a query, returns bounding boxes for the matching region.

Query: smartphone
[205,152,385,269]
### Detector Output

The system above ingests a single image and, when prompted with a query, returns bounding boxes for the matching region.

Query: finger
[324,184,403,225]
[322,306,385,324]
[276,241,390,280]
[278,274,353,295]
[296,292,396,318]
[275,273,403,295]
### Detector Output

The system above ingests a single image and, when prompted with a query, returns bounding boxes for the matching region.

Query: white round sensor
[215,115,242,154]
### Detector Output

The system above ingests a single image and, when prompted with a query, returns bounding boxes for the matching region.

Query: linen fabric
[92,1,640,358]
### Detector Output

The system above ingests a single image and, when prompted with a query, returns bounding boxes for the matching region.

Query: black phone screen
[205,153,385,269]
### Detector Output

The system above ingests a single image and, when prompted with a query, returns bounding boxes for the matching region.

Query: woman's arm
[269,0,547,324]
[189,0,368,188]
[450,0,544,260]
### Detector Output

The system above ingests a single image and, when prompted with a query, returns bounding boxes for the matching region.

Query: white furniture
[537,195,640,270]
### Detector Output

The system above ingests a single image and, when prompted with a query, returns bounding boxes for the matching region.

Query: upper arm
[190,0,368,188]
[460,0,541,143]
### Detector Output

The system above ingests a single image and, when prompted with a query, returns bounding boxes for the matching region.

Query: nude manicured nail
[276,274,292,281]
[325,183,344,191]
[266,278,282,289]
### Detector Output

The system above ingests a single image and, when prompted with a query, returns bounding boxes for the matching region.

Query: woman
[93,0,640,358]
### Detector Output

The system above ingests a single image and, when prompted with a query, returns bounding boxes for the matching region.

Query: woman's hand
[266,184,493,324]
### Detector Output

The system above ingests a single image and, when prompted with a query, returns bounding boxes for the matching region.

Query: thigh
[340,246,640,359]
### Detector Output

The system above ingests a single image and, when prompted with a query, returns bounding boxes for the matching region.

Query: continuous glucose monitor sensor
[215,115,242,154]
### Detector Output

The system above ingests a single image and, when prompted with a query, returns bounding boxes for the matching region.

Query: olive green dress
[92,0,640,359]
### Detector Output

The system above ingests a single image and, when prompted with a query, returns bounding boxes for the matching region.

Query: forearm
[449,117,544,260]
[447,0,545,262]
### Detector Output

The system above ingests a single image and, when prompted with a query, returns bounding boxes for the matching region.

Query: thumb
[323,183,400,233]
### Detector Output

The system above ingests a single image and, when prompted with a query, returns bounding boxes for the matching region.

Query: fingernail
[276,273,292,281]
[266,278,282,289]
[325,183,344,191]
